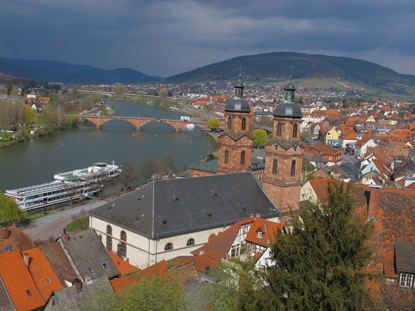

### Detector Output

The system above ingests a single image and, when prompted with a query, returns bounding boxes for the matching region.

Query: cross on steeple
[289,65,294,80]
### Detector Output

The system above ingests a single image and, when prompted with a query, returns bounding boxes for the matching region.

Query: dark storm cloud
[0,0,414,76]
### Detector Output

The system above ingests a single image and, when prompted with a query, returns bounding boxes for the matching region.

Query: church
[88,78,304,268]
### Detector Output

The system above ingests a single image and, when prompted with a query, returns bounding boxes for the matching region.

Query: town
[0,75,415,310]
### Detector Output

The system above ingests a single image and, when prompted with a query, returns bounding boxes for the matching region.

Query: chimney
[23,253,30,268]
[74,280,82,292]
[49,236,54,243]
[63,228,67,235]
[367,185,381,222]
[256,213,260,218]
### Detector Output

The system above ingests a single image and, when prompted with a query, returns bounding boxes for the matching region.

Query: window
[277,123,282,136]
[241,151,245,165]
[88,267,94,274]
[101,262,109,269]
[224,150,229,164]
[242,118,246,130]
[291,160,296,176]
[26,290,31,296]
[187,238,195,246]
[106,225,112,250]
[293,124,298,138]
[227,117,232,130]
[257,230,263,238]
[120,231,127,258]
[399,272,415,288]
[272,159,278,175]
[165,242,173,251]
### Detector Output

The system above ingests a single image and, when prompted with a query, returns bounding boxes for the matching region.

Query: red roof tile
[108,251,139,275]
[24,248,63,302]
[0,251,44,311]
[0,224,35,254]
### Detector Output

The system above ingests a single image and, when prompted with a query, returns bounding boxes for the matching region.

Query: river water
[0,100,214,191]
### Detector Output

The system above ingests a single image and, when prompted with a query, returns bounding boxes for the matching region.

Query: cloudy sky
[1,0,414,77]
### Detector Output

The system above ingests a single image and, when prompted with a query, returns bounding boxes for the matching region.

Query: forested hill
[0,57,159,84]
[167,52,415,90]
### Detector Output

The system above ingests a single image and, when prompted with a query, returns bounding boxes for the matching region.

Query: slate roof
[191,159,218,173]
[39,242,79,287]
[51,276,114,311]
[395,240,415,273]
[60,229,120,282]
[90,172,280,239]
[0,275,16,311]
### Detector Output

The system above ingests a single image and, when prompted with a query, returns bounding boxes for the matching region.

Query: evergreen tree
[241,181,375,310]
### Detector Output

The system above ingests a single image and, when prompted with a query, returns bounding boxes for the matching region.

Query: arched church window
[242,118,246,130]
[277,123,282,137]
[241,151,245,165]
[225,150,229,164]
[272,159,278,174]
[106,225,112,250]
[119,231,127,257]
[291,160,296,176]
[228,117,232,130]
[293,124,298,138]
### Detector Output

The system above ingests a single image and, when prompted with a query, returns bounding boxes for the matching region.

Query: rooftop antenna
[289,65,294,81]
[239,65,243,81]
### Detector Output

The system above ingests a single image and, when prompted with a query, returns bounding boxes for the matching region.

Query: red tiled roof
[191,218,254,260]
[0,251,44,311]
[307,181,415,279]
[245,218,283,247]
[24,248,63,302]
[110,260,169,293]
[108,251,139,275]
[0,224,35,254]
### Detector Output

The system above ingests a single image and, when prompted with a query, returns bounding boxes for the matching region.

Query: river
[0,100,214,191]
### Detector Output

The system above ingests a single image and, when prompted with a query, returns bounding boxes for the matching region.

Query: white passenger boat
[4,162,121,211]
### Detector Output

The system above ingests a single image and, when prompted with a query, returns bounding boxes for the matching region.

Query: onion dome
[273,78,302,118]
[224,74,251,113]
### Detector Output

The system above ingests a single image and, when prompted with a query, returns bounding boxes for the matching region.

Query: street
[22,200,107,241]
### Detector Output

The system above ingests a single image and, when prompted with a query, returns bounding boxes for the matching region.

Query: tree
[119,275,184,311]
[156,89,170,109]
[136,91,146,104]
[138,157,158,181]
[208,117,220,130]
[158,154,178,176]
[113,83,125,99]
[8,85,19,96]
[117,161,139,189]
[252,129,267,146]
[253,181,375,310]
[0,191,26,229]
[25,105,35,124]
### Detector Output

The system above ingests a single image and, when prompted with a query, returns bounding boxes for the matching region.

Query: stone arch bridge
[80,116,210,132]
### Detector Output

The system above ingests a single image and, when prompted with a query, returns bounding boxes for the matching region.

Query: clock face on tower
[273,143,279,151]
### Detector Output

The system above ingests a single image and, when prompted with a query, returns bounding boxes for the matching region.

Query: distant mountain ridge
[0,57,159,84]
[167,52,415,96]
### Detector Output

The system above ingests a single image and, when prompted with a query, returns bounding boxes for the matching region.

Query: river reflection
[0,101,213,190]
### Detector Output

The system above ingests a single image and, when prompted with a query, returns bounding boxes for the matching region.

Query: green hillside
[167,52,415,98]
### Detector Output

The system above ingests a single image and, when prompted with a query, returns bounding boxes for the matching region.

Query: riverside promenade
[22,199,108,241]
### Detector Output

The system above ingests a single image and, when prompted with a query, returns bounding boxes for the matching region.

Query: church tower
[262,79,303,213]
[216,76,254,174]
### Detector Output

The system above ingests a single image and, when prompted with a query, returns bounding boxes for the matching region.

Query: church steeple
[217,72,253,174]
[262,76,303,213]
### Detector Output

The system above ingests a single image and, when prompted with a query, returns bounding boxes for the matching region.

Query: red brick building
[262,81,304,213]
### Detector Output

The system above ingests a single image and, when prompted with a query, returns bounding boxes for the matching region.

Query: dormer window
[257,230,263,239]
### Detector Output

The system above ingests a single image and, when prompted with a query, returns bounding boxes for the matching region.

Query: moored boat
[4,162,121,211]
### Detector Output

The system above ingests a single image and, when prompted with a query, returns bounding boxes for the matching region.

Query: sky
[1,0,414,77]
